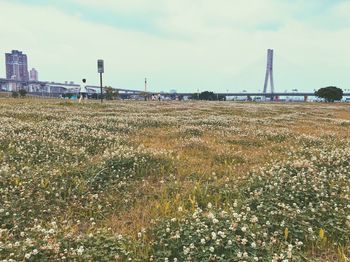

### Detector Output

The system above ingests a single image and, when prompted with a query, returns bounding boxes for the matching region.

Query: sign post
[97,59,104,103]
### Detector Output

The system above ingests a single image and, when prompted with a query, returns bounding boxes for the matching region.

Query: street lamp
[97,59,104,103]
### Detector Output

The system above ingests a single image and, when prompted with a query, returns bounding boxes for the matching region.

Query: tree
[201,91,215,100]
[11,91,19,98]
[190,91,226,101]
[315,86,343,102]
[104,86,119,100]
[18,89,27,98]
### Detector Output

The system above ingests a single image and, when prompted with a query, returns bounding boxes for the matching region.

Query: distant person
[79,79,88,103]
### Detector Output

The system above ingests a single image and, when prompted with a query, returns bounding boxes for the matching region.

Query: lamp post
[97,59,104,103]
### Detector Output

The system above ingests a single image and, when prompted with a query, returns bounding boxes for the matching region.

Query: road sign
[97,59,104,103]
[97,59,104,73]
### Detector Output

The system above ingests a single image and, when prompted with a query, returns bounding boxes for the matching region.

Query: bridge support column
[304,95,308,102]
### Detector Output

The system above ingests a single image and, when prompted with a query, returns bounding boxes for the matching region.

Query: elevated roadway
[1,78,349,97]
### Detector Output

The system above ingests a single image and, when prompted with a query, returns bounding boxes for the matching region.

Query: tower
[5,50,29,81]
[263,49,274,94]
[29,68,38,81]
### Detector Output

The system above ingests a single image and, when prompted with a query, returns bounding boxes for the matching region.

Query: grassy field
[0,99,349,261]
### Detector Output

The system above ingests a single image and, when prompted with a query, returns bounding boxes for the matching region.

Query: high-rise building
[5,50,29,81]
[29,68,38,81]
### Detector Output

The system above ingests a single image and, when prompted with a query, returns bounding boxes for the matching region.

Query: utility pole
[97,59,104,103]
[145,77,147,93]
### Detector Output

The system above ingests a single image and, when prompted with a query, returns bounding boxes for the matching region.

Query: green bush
[11,91,19,98]
[19,89,27,97]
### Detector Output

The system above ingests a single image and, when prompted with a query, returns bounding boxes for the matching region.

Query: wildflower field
[0,99,349,261]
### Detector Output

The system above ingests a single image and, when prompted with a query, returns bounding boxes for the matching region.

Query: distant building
[29,68,38,81]
[9,75,19,91]
[5,50,29,81]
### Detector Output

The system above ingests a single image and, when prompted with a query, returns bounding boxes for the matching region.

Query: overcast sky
[0,0,350,92]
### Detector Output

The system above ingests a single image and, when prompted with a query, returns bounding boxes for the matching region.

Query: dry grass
[97,101,350,244]
[1,99,349,260]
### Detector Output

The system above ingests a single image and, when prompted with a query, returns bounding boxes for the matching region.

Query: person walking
[79,79,88,103]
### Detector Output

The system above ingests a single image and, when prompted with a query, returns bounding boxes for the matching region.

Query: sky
[0,0,350,93]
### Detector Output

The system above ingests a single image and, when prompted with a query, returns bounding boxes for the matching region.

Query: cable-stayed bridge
[1,49,349,99]
[1,78,349,99]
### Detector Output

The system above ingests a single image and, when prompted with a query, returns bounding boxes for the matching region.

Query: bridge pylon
[263,49,275,99]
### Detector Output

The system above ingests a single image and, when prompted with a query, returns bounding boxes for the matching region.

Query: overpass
[0,78,145,95]
[176,92,315,97]
[1,78,349,99]
[174,92,350,97]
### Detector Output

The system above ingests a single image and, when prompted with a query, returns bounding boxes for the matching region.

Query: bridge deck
[1,78,349,97]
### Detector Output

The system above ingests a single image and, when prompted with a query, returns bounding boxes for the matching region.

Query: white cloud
[331,1,350,24]
[0,0,349,92]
